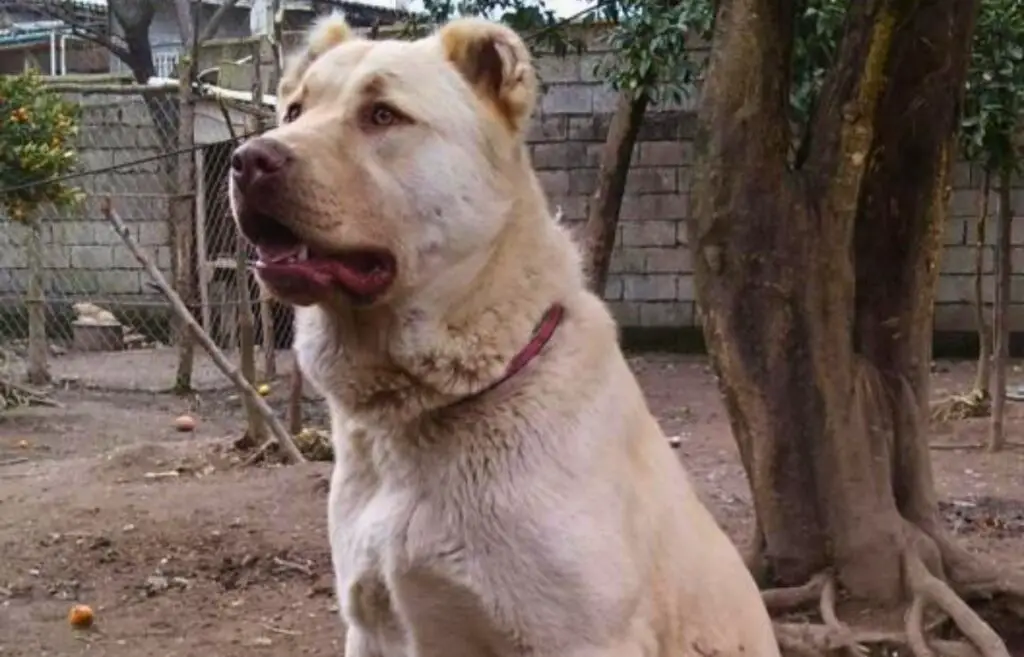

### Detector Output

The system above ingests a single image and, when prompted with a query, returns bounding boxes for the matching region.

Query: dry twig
[101,200,305,464]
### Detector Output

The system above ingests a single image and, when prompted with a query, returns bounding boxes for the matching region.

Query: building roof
[0,20,72,47]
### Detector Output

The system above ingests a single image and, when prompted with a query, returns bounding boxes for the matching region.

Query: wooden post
[195,148,212,335]
[249,40,278,379]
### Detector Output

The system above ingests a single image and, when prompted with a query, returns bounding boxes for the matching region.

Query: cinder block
[677,274,695,301]
[610,247,645,274]
[567,115,610,141]
[621,221,677,247]
[526,115,568,143]
[95,269,142,294]
[536,170,570,197]
[949,189,977,218]
[625,168,677,194]
[604,275,623,300]
[569,169,598,195]
[70,245,114,269]
[623,274,676,301]
[644,247,691,274]
[136,221,171,247]
[535,55,580,84]
[945,218,968,245]
[941,245,992,275]
[591,86,621,114]
[606,300,641,326]
[639,301,695,327]
[531,142,587,170]
[638,141,692,167]
[540,84,593,115]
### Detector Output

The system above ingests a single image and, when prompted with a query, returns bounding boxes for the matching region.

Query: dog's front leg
[345,626,386,657]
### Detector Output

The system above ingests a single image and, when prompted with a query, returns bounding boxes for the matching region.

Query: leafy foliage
[960,0,1024,174]
[596,1,714,105]
[789,0,846,124]
[400,0,587,55]
[0,70,83,223]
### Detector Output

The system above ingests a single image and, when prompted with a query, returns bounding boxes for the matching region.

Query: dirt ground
[1,353,1023,656]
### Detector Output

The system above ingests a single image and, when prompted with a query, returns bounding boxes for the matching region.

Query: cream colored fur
[249,13,780,657]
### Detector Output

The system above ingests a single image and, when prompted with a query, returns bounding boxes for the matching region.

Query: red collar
[469,303,565,400]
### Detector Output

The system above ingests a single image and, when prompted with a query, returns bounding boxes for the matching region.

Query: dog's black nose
[230,137,293,196]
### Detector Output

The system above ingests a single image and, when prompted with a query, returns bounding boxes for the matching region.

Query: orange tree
[0,69,82,385]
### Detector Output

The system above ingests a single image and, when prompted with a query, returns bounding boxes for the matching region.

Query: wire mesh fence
[0,87,287,393]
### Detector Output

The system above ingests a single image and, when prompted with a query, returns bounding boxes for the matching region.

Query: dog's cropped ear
[278,13,357,99]
[438,18,538,134]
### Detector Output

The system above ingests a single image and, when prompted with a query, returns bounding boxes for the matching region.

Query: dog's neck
[295,192,583,426]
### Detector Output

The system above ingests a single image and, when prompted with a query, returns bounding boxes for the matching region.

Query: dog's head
[229,14,539,308]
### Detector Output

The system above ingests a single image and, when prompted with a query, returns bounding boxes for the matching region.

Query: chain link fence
[0,88,287,393]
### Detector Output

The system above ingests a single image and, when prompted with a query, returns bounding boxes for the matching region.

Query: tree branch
[199,0,241,45]
[804,2,900,225]
[696,0,797,169]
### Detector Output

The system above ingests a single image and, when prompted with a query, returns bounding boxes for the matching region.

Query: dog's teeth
[298,245,309,262]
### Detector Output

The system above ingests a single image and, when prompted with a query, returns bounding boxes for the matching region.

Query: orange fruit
[68,604,94,628]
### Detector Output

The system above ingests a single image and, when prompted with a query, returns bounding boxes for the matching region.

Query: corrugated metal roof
[0,20,71,47]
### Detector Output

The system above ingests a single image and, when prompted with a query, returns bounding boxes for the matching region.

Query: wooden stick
[101,199,305,464]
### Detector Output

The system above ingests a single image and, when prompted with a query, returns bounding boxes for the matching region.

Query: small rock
[144,575,169,596]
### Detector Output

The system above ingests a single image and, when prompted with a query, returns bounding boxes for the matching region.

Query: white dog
[229,14,779,657]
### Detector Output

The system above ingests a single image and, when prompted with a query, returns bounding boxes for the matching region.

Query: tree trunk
[171,64,197,394]
[692,0,998,621]
[24,220,50,386]
[288,365,304,436]
[989,169,1012,452]
[236,251,265,442]
[581,91,649,293]
[973,170,993,396]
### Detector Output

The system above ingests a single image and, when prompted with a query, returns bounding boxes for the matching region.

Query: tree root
[762,571,829,614]
[927,526,1024,607]
[0,377,60,411]
[903,550,1010,657]
[819,575,860,657]
[930,390,990,423]
[765,550,1016,657]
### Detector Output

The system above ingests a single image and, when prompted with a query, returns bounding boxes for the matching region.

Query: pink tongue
[257,257,385,297]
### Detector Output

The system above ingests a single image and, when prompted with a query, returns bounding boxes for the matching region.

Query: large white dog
[229,13,779,657]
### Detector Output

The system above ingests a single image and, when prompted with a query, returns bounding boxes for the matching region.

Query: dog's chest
[326,432,538,656]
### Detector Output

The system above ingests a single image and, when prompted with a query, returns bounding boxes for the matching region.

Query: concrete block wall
[2,33,1021,334]
[527,43,698,328]
[0,94,174,303]
[524,42,1023,332]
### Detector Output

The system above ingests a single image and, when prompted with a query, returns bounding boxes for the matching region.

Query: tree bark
[24,220,50,386]
[973,170,993,396]
[691,0,981,611]
[989,169,1012,452]
[170,44,197,394]
[581,90,649,293]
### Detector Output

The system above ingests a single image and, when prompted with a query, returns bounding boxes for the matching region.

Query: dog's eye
[283,103,302,123]
[369,103,398,127]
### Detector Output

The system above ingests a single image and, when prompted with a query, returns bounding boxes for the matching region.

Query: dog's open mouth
[244,215,396,303]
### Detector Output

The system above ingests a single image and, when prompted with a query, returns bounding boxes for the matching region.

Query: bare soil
[1,354,1022,656]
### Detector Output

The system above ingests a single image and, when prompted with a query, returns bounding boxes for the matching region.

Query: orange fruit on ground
[68,604,94,628]
[173,414,197,432]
